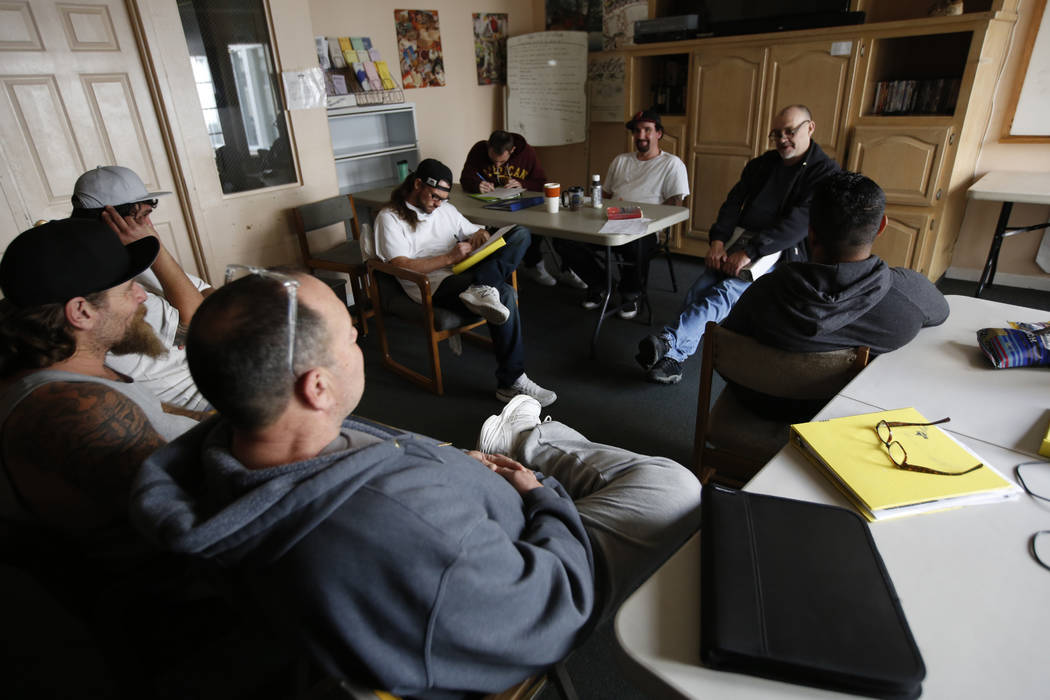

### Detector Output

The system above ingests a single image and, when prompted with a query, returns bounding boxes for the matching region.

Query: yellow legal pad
[791,407,1020,521]
[450,227,509,275]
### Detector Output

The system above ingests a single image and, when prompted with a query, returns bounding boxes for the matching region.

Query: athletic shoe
[557,268,588,290]
[581,289,606,310]
[458,285,510,325]
[477,394,542,456]
[618,299,639,320]
[522,260,557,286]
[648,357,684,384]
[495,373,558,407]
[636,334,671,370]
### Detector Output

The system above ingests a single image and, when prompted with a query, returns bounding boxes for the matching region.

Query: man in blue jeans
[636,105,840,384]
[374,158,556,405]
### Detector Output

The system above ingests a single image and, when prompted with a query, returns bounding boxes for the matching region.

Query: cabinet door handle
[935,189,942,200]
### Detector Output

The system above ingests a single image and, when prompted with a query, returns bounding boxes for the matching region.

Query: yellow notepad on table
[790,407,1020,521]
[451,226,510,275]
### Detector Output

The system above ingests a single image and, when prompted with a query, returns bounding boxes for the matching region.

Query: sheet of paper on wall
[599,218,651,235]
[282,67,326,110]
[350,37,365,51]
[507,31,588,146]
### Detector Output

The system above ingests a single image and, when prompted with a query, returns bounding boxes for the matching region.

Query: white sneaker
[477,394,542,456]
[557,268,588,290]
[522,260,557,286]
[458,285,510,325]
[495,373,557,407]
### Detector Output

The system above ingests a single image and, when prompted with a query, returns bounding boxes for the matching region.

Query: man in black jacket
[637,104,840,384]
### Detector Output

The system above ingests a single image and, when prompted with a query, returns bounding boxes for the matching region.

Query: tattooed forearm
[4,382,166,514]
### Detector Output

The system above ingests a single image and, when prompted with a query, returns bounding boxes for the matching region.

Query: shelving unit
[327,102,419,194]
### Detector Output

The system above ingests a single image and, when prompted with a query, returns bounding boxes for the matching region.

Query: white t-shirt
[374,200,479,303]
[605,151,690,205]
[104,269,211,411]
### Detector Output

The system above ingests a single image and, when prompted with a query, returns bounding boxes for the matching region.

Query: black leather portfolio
[700,484,925,699]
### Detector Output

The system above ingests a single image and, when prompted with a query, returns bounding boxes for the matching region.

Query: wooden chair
[366,258,517,395]
[291,194,372,334]
[694,321,870,487]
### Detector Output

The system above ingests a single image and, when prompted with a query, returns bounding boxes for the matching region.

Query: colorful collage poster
[473,13,508,85]
[394,9,446,88]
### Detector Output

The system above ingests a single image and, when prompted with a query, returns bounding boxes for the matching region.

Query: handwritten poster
[394,9,446,88]
[589,54,625,122]
[507,31,588,146]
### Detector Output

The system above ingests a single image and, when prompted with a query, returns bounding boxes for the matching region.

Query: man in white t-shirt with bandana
[374,158,557,406]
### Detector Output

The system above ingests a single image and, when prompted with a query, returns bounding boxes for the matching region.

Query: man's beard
[110,306,168,359]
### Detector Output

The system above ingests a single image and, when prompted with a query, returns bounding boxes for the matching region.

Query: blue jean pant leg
[472,226,530,288]
[433,275,525,388]
[662,266,751,362]
[515,421,702,620]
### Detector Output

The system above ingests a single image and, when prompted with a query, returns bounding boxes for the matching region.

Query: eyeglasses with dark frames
[224,264,300,375]
[874,418,983,476]
[426,187,449,204]
[1015,461,1050,572]
[768,119,811,141]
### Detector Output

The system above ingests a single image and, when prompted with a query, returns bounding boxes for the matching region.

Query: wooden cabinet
[619,9,1014,280]
[875,207,932,268]
[765,40,858,166]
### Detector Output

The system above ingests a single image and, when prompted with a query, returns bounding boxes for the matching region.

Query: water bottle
[591,173,603,209]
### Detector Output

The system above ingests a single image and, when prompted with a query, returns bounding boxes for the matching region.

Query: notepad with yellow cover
[791,407,1021,521]
[450,226,510,275]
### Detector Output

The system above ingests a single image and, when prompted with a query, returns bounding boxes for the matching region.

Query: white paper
[507,31,588,146]
[282,67,326,110]
[599,217,651,235]
[830,41,853,57]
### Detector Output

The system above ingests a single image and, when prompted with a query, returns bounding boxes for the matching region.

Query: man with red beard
[0,218,197,540]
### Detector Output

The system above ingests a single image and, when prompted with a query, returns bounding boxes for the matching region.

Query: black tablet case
[700,484,926,699]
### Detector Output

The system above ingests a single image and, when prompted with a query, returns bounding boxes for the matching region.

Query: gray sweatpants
[515,421,702,620]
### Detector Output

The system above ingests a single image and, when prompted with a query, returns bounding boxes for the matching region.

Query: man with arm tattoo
[0,218,196,542]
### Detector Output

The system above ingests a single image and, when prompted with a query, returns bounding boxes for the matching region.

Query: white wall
[948,1,1050,287]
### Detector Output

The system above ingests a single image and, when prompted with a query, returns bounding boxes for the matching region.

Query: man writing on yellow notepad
[375,158,556,405]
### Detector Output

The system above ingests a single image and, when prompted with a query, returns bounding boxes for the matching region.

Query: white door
[0,0,205,278]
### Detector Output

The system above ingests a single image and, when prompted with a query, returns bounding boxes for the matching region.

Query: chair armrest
[366,258,434,299]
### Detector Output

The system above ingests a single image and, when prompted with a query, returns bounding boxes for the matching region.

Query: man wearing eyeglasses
[0,218,197,541]
[375,158,557,406]
[637,104,840,384]
[70,165,213,411]
[131,270,700,699]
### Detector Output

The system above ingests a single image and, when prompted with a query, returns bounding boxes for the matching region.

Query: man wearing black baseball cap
[71,165,213,411]
[373,158,557,406]
[0,218,197,538]
[559,109,690,320]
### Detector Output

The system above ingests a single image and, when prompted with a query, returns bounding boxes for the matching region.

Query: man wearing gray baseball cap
[71,165,212,410]
[0,217,197,539]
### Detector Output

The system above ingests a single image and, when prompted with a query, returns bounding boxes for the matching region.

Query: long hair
[382,176,420,230]
[0,292,107,378]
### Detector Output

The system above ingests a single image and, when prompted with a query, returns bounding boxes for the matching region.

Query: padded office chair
[694,321,870,487]
[366,258,518,395]
[291,194,372,334]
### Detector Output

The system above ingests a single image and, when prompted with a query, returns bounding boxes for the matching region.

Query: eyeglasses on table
[874,417,983,476]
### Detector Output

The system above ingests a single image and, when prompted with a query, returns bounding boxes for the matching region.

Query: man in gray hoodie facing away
[721,171,949,420]
[130,269,700,699]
